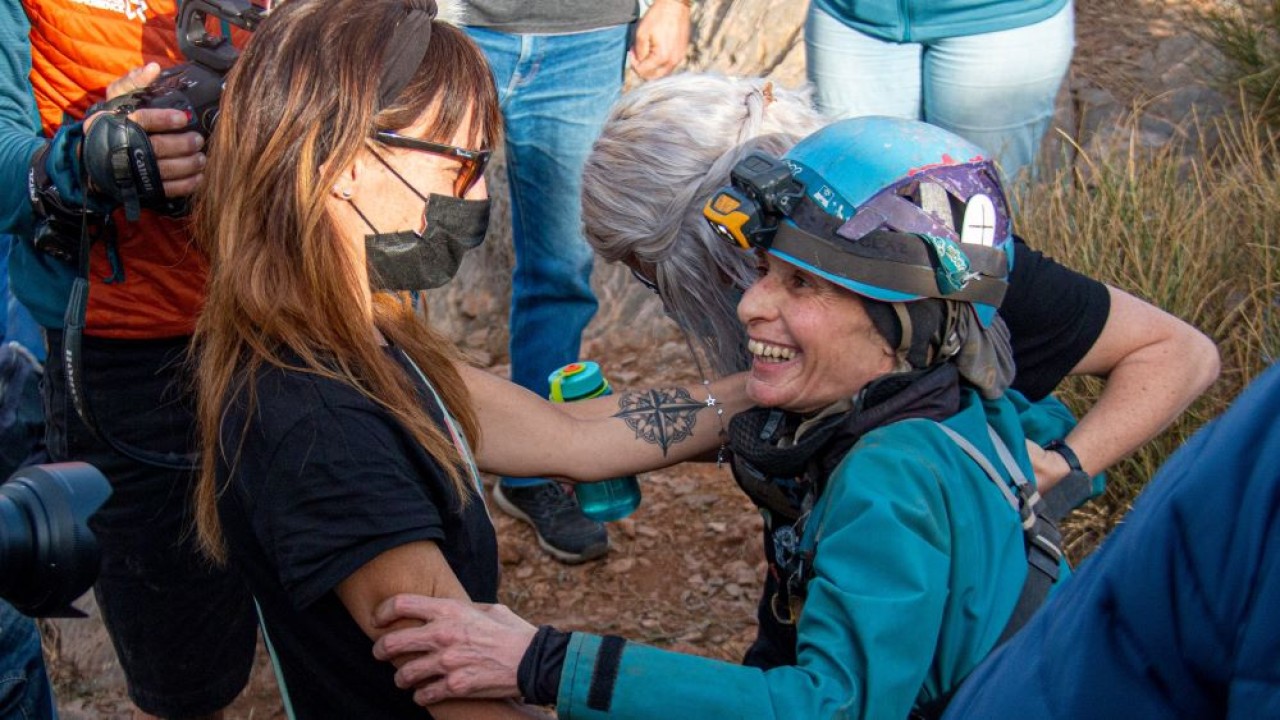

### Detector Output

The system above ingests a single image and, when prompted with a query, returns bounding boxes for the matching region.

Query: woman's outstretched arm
[458,363,750,482]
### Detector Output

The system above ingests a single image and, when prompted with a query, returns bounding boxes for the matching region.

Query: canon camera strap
[63,207,199,471]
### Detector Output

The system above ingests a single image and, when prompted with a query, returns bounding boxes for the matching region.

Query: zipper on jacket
[899,0,912,42]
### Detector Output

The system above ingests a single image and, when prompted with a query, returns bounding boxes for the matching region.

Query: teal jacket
[813,0,1069,43]
[0,0,77,328]
[555,388,1079,720]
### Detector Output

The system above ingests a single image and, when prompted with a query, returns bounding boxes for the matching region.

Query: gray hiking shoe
[493,482,610,564]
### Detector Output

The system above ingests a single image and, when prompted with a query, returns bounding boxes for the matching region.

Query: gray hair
[581,73,827,376]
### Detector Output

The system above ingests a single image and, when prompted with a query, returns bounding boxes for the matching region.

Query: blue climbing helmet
[703,116,1013,327]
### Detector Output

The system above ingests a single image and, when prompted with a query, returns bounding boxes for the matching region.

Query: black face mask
[357,193,490,291]
[350,145,491,291]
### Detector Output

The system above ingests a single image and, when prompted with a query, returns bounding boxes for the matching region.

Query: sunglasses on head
[374,130,492,197]
[629,265,660,295]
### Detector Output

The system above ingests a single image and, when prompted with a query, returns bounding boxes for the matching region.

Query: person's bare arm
[457,364,747,481]
[1028,285,1220,489]
[336,542,549,720]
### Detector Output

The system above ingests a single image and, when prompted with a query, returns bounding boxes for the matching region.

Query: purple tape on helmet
[836,162,1011,251]
[838,194,960,244]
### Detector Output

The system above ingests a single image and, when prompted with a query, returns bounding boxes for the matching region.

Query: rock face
[428,0,1229,366]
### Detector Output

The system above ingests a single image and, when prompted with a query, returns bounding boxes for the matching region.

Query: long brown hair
[192,0,501,562]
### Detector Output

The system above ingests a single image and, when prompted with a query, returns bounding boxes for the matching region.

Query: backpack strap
[913,423,1066,720]
[935,423,1064,635]
[1039,467,1096,523]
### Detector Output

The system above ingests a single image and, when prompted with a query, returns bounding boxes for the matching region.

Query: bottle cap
[548,361,608,402]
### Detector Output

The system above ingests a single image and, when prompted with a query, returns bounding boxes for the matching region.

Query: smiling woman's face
[737,252,895,414]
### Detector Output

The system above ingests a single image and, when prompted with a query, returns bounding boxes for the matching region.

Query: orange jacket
[26,0,211,338]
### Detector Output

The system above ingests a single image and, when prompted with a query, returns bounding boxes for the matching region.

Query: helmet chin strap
[888,299,967,372]
[937,300,966,360]
[891,301,915,372]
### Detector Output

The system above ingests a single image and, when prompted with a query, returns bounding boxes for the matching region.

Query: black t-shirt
[217,348,497,719]
[1006,237,1111,401]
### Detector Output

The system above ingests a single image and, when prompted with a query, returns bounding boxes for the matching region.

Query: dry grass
[1190,0,1280,131]
[1017,107,1280,556]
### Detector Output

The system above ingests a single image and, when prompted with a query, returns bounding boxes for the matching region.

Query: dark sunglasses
[629,266,660,295]
[374,130,492,197]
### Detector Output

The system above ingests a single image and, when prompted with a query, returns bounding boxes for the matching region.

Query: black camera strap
[62,190,198,472]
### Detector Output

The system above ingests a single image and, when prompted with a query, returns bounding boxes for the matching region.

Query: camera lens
[0,463,111,617]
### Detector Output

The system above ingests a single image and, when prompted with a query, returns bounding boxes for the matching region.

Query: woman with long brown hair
[191,1,746,717]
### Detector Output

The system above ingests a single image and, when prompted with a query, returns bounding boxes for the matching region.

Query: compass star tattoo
[613,387,705,457]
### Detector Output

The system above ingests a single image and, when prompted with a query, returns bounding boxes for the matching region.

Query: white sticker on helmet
[919,182,954,231]
[960,193,997,247]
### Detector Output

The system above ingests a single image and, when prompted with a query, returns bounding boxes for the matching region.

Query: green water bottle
[549,361,641,522]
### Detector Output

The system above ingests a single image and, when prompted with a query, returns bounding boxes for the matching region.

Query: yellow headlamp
[702,187,761,250]
[702,151,805,251]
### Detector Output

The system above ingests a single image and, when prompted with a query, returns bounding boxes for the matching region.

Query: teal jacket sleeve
[0,0,102,239]
[1,0,100,329]
[556,435,955,720]
[0,0,44,237]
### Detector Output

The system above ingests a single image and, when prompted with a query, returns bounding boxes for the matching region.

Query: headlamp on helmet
[703,152,804,250]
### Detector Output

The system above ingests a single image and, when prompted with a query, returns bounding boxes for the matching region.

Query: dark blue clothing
[0,237,52,719]
[944,362,1280,719]
[1,236,42,358]
[0,600,55,720]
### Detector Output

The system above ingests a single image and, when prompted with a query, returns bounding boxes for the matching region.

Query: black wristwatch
[1044,438,1083,474]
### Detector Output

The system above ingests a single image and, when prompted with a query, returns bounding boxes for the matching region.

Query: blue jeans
[1,237,44,360]
[0,601,56,720]
[805,1,1074,182]
[1,241,54,720]
[467,25,627,488]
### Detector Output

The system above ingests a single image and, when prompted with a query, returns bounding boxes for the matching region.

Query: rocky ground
[41,0,1232,716]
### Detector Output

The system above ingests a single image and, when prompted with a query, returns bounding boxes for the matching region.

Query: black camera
[117,0,269,139]
[27,0,269,255]
[0,463,111,618]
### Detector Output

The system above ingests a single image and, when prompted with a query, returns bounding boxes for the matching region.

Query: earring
[332,186,353,201]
